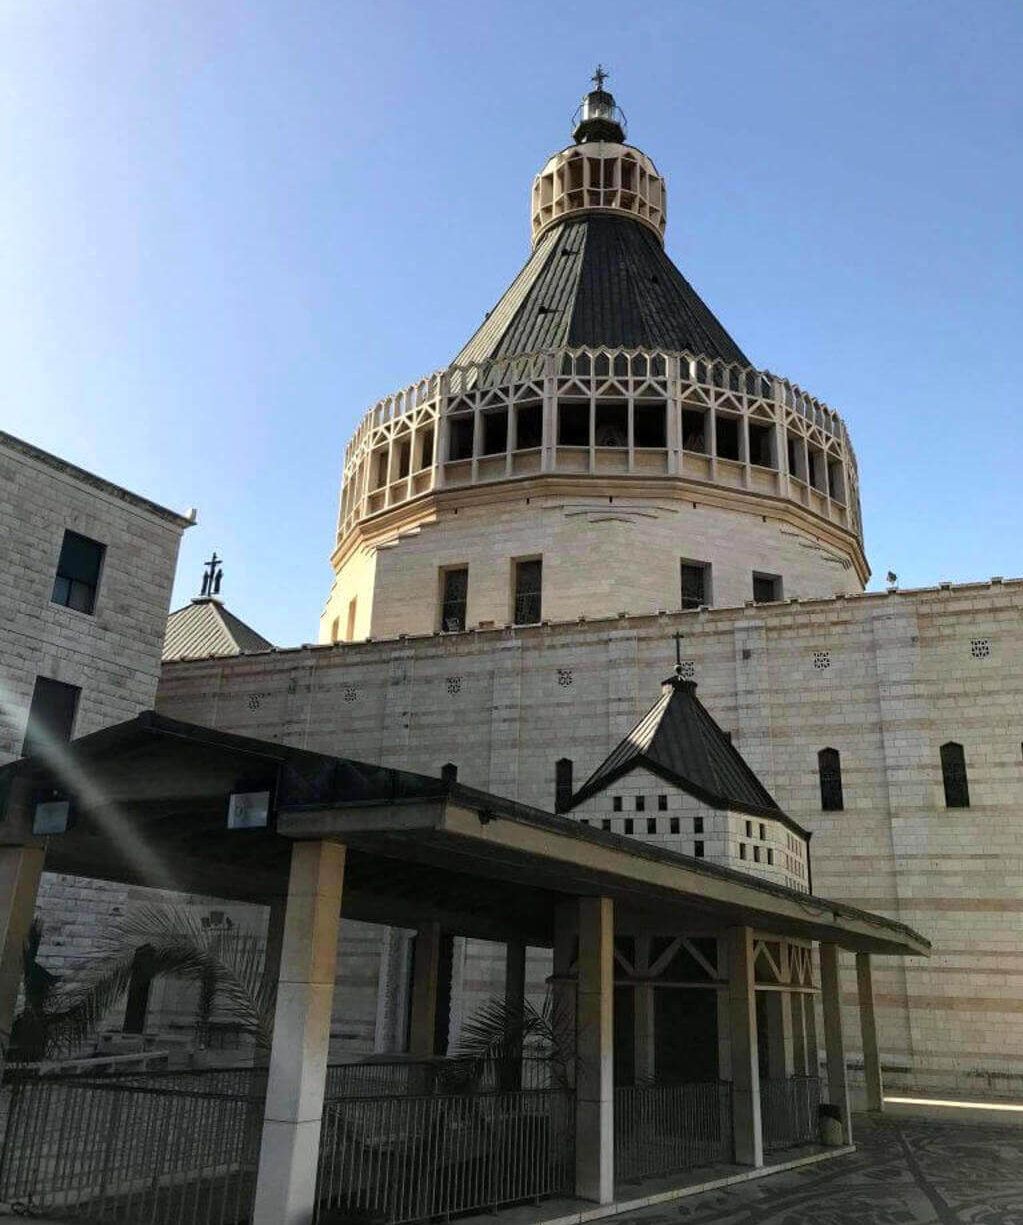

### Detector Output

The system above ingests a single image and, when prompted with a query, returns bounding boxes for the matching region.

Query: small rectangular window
[635,795,645,812]
[657,794,668,811]
[52,531,105,615]
[748,422,775,468]
[515,402,542,450]
[613,796,622,812]
[716,414,740,461]
[624,818,634,835]
[513,559,542,625]
[482,409,508,455]
[694,816,704,834]
[682,408,707,452]
[681,560,710,610]
[739,843,747,860]
[601,818,611,831]
[753,572,782,604]
[759,823,766,840]
[941,742,970,808]
[646,817,657,834]
[558,401,589,446]
[753,846,761,863]
[669,817,680,835]
[579,818,590,826]
[694,841,705,858]
[448,415,475,461]
[440,567,468,632]
[745,820,753,837]
[767,848,774,866]
[22,676,81,757]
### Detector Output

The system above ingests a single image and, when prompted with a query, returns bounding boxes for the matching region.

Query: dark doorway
[655,989,718,1083]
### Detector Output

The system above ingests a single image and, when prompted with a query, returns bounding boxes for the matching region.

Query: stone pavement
[611,1114,1023,1224]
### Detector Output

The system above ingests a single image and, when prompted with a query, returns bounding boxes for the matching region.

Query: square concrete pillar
[633,936,655,1084]
[764,990,793,1081]
[856,951,883,1112]
[715,934,732,1082]
[820,942,852,1144]
[252,840,346,1225]
[727,926,763,1167]
[0,846,45,1074]
[789,991,808,1075]
[575,896,614,1203]
[805,988,820,1078]
[552,902,576,1088]
[408,921,442,1058]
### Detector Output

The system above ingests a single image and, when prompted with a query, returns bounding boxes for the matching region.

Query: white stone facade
[0,431,191,988]
[567,766,809,892]
[158,578,1023,1094]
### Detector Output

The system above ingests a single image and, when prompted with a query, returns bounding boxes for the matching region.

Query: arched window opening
[818,748,844,812]
[555,758,573,813]
[940,742,969,808]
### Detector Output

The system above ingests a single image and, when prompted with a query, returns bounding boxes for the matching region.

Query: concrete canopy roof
[0,713,929,958]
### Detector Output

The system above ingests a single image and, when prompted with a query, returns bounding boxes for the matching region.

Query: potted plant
[818,1101,844,1146]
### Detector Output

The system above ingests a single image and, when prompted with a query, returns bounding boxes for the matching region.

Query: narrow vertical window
[555,758,573,812]
[440,567,468,632]
[624,818,634,835]
[646,818,656,834]
[669,817,680,834]
[52,530,105,615]
[513,559,542,625]
[635,795,646,812]
[680,561,711,610]
[22,676,81,757]
[818,748,844,812]
[940,742,969,808]
[657,794,668,811]
[613,796,622,812]
[345,597,358,641]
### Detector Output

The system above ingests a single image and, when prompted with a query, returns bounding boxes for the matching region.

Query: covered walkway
[0,714,929,1224]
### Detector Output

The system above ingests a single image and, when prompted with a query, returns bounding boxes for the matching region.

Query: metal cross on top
[200,552,223,598]
[592,64,609,91]
[673,630,685,668]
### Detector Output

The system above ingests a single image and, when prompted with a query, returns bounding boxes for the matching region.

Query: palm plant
[11,906,276,1060]
[454,991,576,1093]
[8,920,61,1062]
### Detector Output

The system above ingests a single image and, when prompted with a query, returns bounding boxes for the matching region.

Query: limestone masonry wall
[158,579,1023,1094]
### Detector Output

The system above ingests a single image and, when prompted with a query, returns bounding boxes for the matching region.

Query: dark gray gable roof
[163,598,274,661]
[568,677,794,826]
[455,213,749,366]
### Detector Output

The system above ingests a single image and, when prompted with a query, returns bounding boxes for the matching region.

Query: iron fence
[614,1081,732,1183]
[760,1074,821,1152]
[0,1070,265,1223]
[326,1056,556,1100]
[316,1088,574,1224]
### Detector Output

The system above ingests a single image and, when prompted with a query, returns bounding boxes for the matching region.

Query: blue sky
[2,1,1020,645]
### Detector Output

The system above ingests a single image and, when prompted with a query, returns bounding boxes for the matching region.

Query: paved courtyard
[614,1115,1023,1225]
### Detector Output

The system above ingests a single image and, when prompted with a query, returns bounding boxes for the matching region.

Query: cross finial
[200,552,223,598]
[592,64,608,91]
[673,630,685,669]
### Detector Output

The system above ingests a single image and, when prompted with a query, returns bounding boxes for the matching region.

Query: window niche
[557,401,589,447]
[633,402,666,448]
[22,676,81,757]
[555,758,573,812]
[752,572,782,604]
[715,414,740,461]
[439,567,468,633]
[515,402,542,450]
[594,401,627,448]
[748,422,775,468]
[481,410,508,456]
[681,560,711,610]
[416,426,435,470]
[787,434,806,481]
[818,747,844,812]
[682,409,708,452]
[448,414,475,461]
[513,558,542,625]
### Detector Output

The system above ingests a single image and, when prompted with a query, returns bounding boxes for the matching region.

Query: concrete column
[727,926,763,1167]
[0,846,45,1073]
[633,936,655,1083]
[856,952,884,1112]
[253,840,346,1225]
[552,902,576,1088]
[764,990,793,1081]
[805,991,820,1078]
[820,943,852,1144]
[408,921,442,1058]
[715,934,732,1082]
[575,896,614,1204]
[789,992,808,1075]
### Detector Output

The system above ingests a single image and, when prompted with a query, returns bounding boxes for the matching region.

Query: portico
[0,713,928,1224]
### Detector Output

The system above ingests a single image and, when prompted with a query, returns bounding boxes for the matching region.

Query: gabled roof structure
[568,673,794,825]
[163,597,273,661]
[454,213,749,368]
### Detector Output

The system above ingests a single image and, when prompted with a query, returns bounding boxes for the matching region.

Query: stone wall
[157,578,1023,1095]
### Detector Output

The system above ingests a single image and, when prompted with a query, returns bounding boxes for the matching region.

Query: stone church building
[150,79,1023,1101]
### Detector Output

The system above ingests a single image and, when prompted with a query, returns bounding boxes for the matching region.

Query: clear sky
[2,1,1020,645]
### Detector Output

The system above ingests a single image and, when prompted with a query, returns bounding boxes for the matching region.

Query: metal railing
[614,1081,732,1183]
[0,1070,265,1222]
[316,1087,574,1224]
[760,1074,821,1152]
[326,1056,557,1100]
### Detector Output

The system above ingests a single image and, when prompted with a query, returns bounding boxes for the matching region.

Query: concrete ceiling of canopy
[0,712,929,958]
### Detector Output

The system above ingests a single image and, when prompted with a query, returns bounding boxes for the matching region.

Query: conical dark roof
[455,213,749,367]
[163,598,274,661]
[568,675,788,822]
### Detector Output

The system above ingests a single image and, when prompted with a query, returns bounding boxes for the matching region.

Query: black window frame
[51,530,105,616]
[940,742,970,808]
[512,558,542,625]
[818,747,844,812]
[440,567,469,633]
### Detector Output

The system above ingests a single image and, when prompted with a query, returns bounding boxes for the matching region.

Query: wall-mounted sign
[227,790,271,830]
